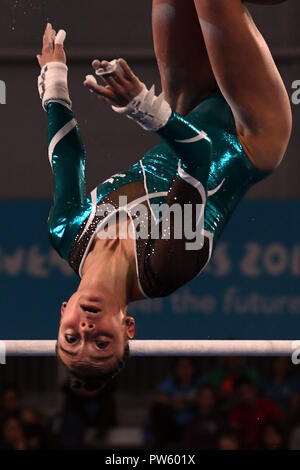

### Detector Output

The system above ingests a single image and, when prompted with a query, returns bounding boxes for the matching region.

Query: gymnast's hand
[84,59,144,107]
[36,23,66,68]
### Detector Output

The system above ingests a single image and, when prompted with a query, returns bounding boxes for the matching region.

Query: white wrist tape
[112,84,172,132]
[38,61,72,111]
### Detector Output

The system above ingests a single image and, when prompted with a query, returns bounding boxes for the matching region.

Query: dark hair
[234,376,255,392]
[56,342,131,395]
[197,383,216,396]
[172,357,198,388]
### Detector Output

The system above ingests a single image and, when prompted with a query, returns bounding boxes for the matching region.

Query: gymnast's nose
[80,321,95,331]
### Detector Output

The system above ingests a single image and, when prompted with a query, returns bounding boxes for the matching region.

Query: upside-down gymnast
[37,0,291,393]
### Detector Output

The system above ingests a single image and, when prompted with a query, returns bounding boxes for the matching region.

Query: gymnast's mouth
[81,304,100,314]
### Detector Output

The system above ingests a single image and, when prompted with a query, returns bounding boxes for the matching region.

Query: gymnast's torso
[47,91,269,298]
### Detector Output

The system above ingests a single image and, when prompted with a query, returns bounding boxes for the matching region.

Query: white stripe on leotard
[208,179,225,197]
[177,161,206,217]
[127,211,150,299]
[48,118,77,169]
[175,131,207,144]
[77,188,98,242]
[177,159,215,272]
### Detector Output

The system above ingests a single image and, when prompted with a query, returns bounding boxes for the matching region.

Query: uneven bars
[2,340,299,357]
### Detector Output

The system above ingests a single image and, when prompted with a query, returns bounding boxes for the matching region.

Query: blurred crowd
[0,382,116,450]
[146,357,300,450]
[0,387,55,450]
[1,356,300,450]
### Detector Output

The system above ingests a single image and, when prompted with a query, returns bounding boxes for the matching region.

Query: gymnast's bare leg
[152,0,218,115]
[152,0,292,172]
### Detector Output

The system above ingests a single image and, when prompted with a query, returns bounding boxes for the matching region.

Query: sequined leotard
[46,91,268,298]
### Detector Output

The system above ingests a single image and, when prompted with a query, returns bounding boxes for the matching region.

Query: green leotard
[46,91,269,298]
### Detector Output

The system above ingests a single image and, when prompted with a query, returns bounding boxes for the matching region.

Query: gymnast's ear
[61,301,68,316]
[125,316,135,339]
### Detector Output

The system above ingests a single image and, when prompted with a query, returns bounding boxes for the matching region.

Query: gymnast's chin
[56,288,135,396]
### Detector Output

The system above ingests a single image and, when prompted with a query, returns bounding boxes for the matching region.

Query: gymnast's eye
[96,341,109,350]
[65,334,78,344]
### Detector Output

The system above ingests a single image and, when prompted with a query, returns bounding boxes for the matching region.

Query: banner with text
[0,200,299,340]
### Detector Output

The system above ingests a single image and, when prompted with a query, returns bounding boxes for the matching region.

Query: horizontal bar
[2,340,299,357]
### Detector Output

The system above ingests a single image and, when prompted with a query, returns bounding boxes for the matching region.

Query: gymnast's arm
[37,24,86,251]
[83,58,211,177]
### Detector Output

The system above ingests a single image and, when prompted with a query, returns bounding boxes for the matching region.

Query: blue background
[0,200,299,340]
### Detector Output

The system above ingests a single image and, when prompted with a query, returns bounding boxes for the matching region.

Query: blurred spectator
[20,408,56,450]
[2,357,300,450]
[147,357,206,448]
[218,429,241,450]
[207,357,260,412]
[0,386,57,450]
[229,377,284,450]
[0,417,27,450]
[261,422,286,450]
[288,424,300,450]
[183,385,225,450]
[57,380,117,449]
[262,357,300,415]
[0,386,21,420]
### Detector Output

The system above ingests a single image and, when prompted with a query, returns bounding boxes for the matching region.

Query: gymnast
[37,0,291,393]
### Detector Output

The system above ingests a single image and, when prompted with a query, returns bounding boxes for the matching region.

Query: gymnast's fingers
[42,22,53,53]
[83,78,118,104]
[91,60,123,86]
[96,95,111,104]
[92,59,109,72]
[103,75,139,105]
[92,59,131,87]
[103,74,125,93]
[116,59,144,97]
[118,58,137,82]
[50,28,56,51]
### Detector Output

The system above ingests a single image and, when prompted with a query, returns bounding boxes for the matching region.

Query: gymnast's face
[57,289,135,371]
